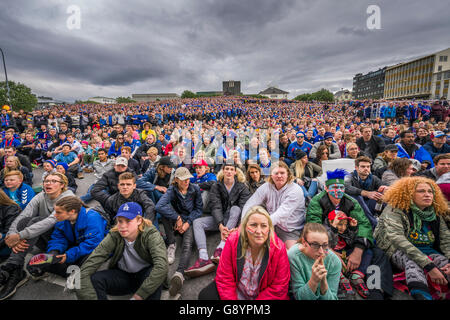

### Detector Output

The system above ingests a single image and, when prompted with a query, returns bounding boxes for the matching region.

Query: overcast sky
[1,0,449,102]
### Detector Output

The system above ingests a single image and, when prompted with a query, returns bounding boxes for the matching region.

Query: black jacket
[91,168,135,206]
[209,179,251,226]
[0,204,21,246]
[344,171,385,197]
[356,135,386,160]
[104,189,155,225]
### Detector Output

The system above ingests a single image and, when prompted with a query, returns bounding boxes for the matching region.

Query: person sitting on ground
[396,130,434,170]
[120,146,141,176]
[372,144,398,178]
[423,131,450,159]
[26,196,108,279]
[0,172,74,300]
[0,156,32,187]
[108,134,124,158]
[141,147,160,174]
[242,161,306,250]
[290,149,322,199]
[155,167,203,297]
[310,132,341,160]
[374,177,450,300]
[381,158,415,186]
[42,159,57,182]
[245,164,265,195]
[288,222,341,300]
[0,146,32,173]
[189,159,217,211]
[311,145,329,168]
[2,171,35,210]
[76,202,168,300]
[325,210,372,299]
[198,206,290,300]
[287,131,313,164]
[103,172,156,227]
[185,163,250,279]
[54,143,82,179]
[91,157,134,207]
[344,156,389,220]
[415,153,450,182]
[306,169,393,300]
[0,189,21,260]
[356,126,386,160]
[136,156,175,204]
[344,142,365,160]
[56,162,78,194]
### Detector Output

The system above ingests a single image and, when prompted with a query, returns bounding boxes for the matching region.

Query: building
[196,91,223,97]
[384,47,450,100]
[352,67,386,100]
[258,87,289,99]
[131,93,180,102]
[223,80,241,96]
[88,96,117,104]
[334,89,353,102]
[36,96,67,108]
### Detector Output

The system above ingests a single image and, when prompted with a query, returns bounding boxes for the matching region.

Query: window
[437,73,442,80]
[438,66,442,71]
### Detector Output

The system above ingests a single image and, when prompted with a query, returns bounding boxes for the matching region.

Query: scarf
[410,201,436,234]
[355,170,373,190]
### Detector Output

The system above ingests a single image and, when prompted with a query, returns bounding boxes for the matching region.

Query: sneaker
[339,275,355,296]
[169,272,184,297]
[77,172,84,179]
[211,248,223,264]
[0,267,28,300]
[167,243,176,265]
[83,167,93,173]
[184,258,216,278]
[350,276,369,299]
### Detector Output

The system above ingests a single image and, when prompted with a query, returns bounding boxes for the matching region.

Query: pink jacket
[215,229,290,300]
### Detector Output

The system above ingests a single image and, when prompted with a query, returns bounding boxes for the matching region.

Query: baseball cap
[174,167,194,180]
[114,202,143,220]
[193,159,209,167]
[385,144,399,152]
[328,210,352,222]
[115,157,128,166]
[410,159,421,172]
[433,130,446,138]
[158,156,175,168]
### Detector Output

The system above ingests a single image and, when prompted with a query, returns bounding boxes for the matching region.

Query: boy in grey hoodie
[0,172,74,300]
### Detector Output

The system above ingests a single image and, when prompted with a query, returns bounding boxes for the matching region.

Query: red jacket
[215,228,290,300]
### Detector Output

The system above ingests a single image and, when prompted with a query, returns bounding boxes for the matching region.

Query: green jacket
[76,225,168,300]
[306,191,374,248]
[374,205,450,270]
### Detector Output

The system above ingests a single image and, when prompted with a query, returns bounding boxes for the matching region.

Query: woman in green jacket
[374,176,450,300]
[76,202,168,300]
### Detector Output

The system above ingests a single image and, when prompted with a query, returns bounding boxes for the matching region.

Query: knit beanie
[56,162,69,172]
[45,159,57,168]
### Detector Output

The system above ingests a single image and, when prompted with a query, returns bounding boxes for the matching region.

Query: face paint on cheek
[246,226,256,234]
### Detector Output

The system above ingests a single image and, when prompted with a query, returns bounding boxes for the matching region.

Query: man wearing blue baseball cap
[76,202,168,300]
[423,130,450,159]
[286,131,312,165]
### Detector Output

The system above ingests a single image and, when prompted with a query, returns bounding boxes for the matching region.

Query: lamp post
[0,47,12,110]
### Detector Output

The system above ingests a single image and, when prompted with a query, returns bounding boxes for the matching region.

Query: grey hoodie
[7,189,74,239]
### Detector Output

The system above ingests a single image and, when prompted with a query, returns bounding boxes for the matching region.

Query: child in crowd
[326,210,372,299]
[81,141,95,173]
[42,160,57,182]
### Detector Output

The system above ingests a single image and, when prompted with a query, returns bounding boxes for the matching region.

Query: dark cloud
[0,0,449,101]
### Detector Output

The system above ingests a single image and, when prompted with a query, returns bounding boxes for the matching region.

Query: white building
[131,93,180,102]
[258,87,289,99]
[430,48,450,100]
[88,96,117,104]
[334,89,353,102]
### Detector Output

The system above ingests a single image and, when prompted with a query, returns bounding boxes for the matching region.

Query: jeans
[80,185,94,202]
[353,195,378,230]
[301,180,318,198]
[90,266,163,300]
[193,206,241,250]
[161,217,194,275]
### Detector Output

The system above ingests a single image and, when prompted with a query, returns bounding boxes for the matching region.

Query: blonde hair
[216,166,246,183]
[110,215,153,233]
[293,159,305,179]
[44,172,68,191]
[239,206,276,259]
[383,177,448,215]
[147,147,158,156]
[267,161,295,185]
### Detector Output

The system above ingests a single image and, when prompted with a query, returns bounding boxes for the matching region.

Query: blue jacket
[190,172,217,184]
[287,141,312,159]
[47,207,108,263]
[396,143,435,168]
[155,184,203,225]
[423,141,450,160]
[3,183,35,210]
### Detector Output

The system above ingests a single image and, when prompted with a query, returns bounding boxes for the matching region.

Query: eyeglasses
[43,179,63,184]
[304,239,329,251]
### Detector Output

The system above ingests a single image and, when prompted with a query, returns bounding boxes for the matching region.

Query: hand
[155,186,167,193]
[440,263,450,276]
[349,218,358,227]
[131,294,143,300]
[179,222,190,234]
[12,239,29,253]
[378,186,388,193]
[331,211,345,228]
[5,233,21,248]
[428,267,448,285]
[56,254,67,264]
[296,179,304,186]
[175,216,183,231]
[367,191,383,201]
[346,248,363,272]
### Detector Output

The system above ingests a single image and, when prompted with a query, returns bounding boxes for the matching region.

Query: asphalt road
[5,167,411,300]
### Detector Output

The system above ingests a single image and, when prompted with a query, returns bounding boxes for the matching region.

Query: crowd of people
[0,96,449,301]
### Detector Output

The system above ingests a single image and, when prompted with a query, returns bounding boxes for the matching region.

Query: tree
[0,81,38,112]
[181,90,197,99]
[294,89,334,102]
[116,96,136,103]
